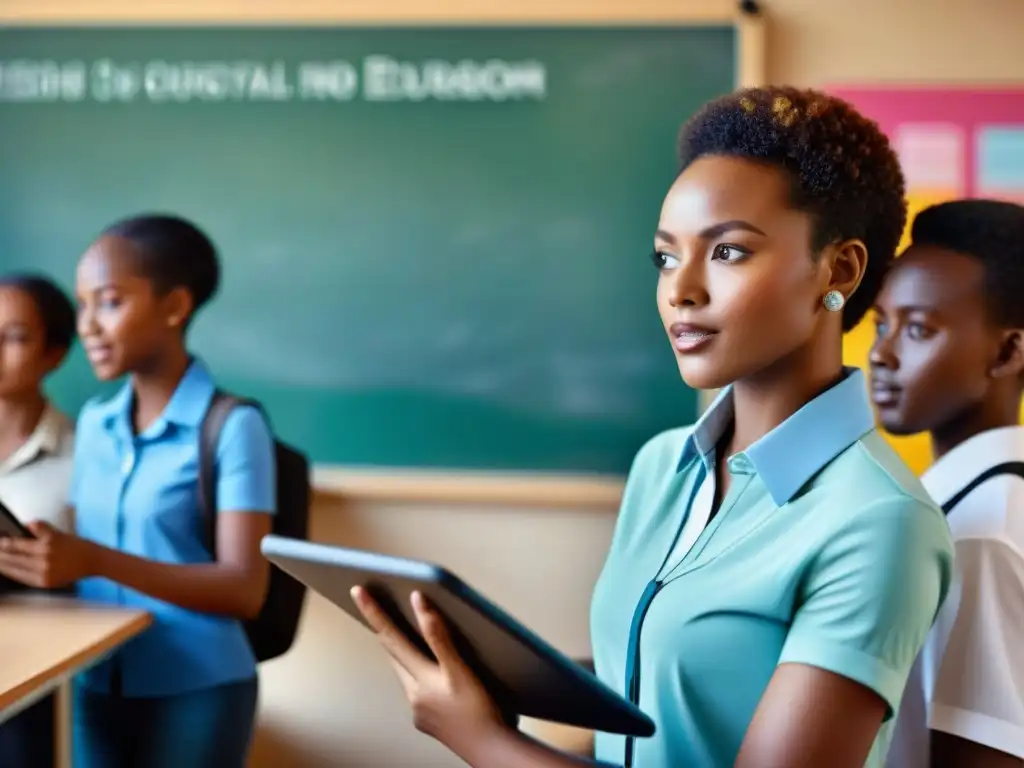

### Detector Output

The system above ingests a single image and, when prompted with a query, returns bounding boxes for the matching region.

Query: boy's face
[869,244,1004,435]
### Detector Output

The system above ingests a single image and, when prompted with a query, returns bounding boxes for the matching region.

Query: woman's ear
[826,238,869,299]
[990,329,1024,379]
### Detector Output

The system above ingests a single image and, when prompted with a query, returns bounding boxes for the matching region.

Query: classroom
[0,0,1022,767]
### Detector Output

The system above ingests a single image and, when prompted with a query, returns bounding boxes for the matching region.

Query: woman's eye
[650,250,680,270]
[907,322,933,341]
[711,244,749,263]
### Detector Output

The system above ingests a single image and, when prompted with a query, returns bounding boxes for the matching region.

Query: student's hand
[0,521,97,588]
[351,586,508,762]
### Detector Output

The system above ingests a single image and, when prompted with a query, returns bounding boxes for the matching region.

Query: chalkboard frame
[1,2,765,506]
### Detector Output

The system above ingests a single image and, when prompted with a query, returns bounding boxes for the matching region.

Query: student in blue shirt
[0,215,276,768]
[350,86,955,768]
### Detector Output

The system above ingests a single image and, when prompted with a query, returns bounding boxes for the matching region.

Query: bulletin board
[830,87,1024,473]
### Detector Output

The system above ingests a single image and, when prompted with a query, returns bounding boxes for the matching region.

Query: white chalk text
[0,57,548,104]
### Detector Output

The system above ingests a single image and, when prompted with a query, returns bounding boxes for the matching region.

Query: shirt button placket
[116,442,138,590]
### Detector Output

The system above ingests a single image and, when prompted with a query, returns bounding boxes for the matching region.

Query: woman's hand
[351,586,509,763]
[0,522,97,588]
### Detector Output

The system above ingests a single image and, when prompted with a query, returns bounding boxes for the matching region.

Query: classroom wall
[5,1,1024,766]
[250,2,1024,765]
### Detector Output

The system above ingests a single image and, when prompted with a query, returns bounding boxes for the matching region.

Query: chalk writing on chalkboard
[0,57,548,104]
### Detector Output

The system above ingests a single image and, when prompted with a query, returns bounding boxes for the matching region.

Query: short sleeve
[928,537,1024,757]
[779,498,954,719]
[215,406,276,515]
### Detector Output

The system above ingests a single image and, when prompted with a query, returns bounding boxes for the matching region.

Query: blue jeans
[73,677,258,768]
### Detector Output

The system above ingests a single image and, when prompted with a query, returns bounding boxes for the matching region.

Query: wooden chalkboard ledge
[312,466,625,509]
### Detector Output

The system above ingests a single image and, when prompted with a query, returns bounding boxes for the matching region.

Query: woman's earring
[823,290,845,312]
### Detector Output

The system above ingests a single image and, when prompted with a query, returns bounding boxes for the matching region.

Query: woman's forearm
[86,541,265,619]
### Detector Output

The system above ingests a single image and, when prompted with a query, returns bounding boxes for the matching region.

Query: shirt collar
[679,367,876,505]
[99,357,215,435]
[32,404,67,455]
[0,404,69,473]
[922,425,1024,505]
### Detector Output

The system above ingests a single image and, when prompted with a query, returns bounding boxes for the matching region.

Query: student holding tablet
[872,200,1024,768]
[0,216,275,768]
[351,86,955,768]
[0,273,77,768]
[0,274,77,534]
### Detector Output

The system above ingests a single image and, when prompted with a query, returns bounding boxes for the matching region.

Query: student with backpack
[0,214,307,768]
[871,200,1024,767]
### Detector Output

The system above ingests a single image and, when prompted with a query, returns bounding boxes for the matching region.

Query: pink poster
[829,87,1024,204]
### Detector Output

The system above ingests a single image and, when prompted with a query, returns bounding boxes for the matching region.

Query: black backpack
[198,391,311,663]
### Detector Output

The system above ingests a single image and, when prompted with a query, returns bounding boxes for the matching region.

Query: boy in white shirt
[871,199,1024,767]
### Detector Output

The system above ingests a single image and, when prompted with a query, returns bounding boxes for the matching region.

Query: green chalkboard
[0,26,735,473]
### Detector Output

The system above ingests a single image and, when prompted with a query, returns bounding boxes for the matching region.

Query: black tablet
[0,498,33,539]
[260,535,655,738]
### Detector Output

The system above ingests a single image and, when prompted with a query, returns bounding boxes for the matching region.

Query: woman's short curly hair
[677,86,907,331]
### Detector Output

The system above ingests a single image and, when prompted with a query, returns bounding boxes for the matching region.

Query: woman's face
[0,286,65,397]
[654,155,844,391]
[75,235,184,381]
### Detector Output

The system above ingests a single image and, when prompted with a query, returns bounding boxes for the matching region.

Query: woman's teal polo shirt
[590,368,954,767]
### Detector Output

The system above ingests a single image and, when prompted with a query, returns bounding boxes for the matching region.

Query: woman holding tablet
[0,273,77,768]
[0,216,275,768]
[351,86,955,768]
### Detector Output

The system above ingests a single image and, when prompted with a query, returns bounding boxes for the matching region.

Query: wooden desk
[0,594,151,719]
[0,594,151,767]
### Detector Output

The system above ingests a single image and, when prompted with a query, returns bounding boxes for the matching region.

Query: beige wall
[5,1,1024,766]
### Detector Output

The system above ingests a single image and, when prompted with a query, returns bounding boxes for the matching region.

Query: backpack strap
[198,390,261,552]
[942,461,1024,515]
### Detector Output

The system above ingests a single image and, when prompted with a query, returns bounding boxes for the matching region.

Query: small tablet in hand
[0,500,34,539]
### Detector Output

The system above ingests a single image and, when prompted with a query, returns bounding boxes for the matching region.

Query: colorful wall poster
[829,87,1024,473]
